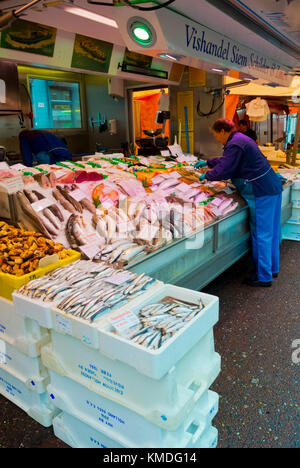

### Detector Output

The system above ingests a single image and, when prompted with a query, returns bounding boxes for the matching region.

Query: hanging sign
[156,8,293,86]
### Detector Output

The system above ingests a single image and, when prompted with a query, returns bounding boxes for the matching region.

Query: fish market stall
[0,154,295,449]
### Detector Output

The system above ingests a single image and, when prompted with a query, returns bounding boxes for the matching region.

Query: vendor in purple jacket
[200,118,283,288]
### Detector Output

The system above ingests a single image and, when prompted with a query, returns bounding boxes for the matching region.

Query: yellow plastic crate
[0,250,81,301]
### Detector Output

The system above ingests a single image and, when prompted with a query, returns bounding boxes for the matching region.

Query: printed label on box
[55,314,72,336]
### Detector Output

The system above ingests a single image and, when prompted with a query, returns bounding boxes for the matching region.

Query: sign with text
[156,8,292,86]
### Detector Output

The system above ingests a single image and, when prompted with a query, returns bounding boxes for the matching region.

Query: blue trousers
[251,194,282,282]
[234,179,282,283]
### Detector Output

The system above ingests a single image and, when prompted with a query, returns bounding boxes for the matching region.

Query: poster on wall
[0,19,57,57]
[71,34,113,73]
[123,48,153,69]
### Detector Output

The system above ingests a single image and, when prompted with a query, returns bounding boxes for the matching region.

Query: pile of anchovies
[18,260,156,323]
[129,299,205,350]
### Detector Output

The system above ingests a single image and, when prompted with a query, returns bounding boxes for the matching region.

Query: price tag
[176,182,191,193]
[80,232,102,260]
[0,175,23,194]
[70,189,86,202]
[104,272,133,286]
[80,243,101,260]
[160,150,171,157]
[38,254,59,269]
[210,207,221,217]
[31,198,54,212]
[108,310,140,337]
[102,199,114,210]
[168,144,184,157]
[54,170,67,179]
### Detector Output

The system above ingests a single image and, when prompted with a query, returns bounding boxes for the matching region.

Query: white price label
[210,207,221,217]
[168,144,184,157]
[176,182,191,193]
[0,175,23,194]
[31,197,54,212]
[104,272,133,286]
[108,310,140,337]
[80,243,101,260]
[70,189,86,202]
[54,170,67,179]
[102,199,114,209]
[38,254,59,268]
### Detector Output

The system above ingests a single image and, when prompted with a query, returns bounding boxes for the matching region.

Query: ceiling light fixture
[158,53,178,61]
[212,68,224,73]
[131,22,152,45]
[63,6,118,28]
[128,17,156,47]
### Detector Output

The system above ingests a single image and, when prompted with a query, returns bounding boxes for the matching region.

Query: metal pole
[15,0,43,15]
[292,105,300,166]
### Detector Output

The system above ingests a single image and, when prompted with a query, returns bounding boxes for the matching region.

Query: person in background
[238,119,260,145]
[199,118,282,288]
[19,129,72,167]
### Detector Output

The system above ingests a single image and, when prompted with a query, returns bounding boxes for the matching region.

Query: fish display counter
[0,156,295,292]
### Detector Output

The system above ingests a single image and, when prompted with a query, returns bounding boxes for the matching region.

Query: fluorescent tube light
[63,6,118,28]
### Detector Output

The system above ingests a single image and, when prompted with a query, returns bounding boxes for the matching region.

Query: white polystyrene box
[47,369,219,448]
[50,280,163,349]
[0,297,49,357]
[41,328,221,431]
[13,281,162,350]
[13,292,53,329]
[98,285,219,379]
[0,337,49,393]
[53,411,218,449]
[0,366,59,427]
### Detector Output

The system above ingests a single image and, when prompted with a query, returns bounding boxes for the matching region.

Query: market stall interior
[0,0,299,450]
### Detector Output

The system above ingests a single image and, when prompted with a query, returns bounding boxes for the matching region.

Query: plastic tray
[0,250,81,301]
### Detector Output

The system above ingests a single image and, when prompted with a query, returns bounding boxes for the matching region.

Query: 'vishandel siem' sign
[157,9,292,86]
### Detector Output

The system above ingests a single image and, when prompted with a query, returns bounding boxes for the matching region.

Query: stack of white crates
[13,282,221,449]
[0,296,59,426]
[283,180,300,241]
